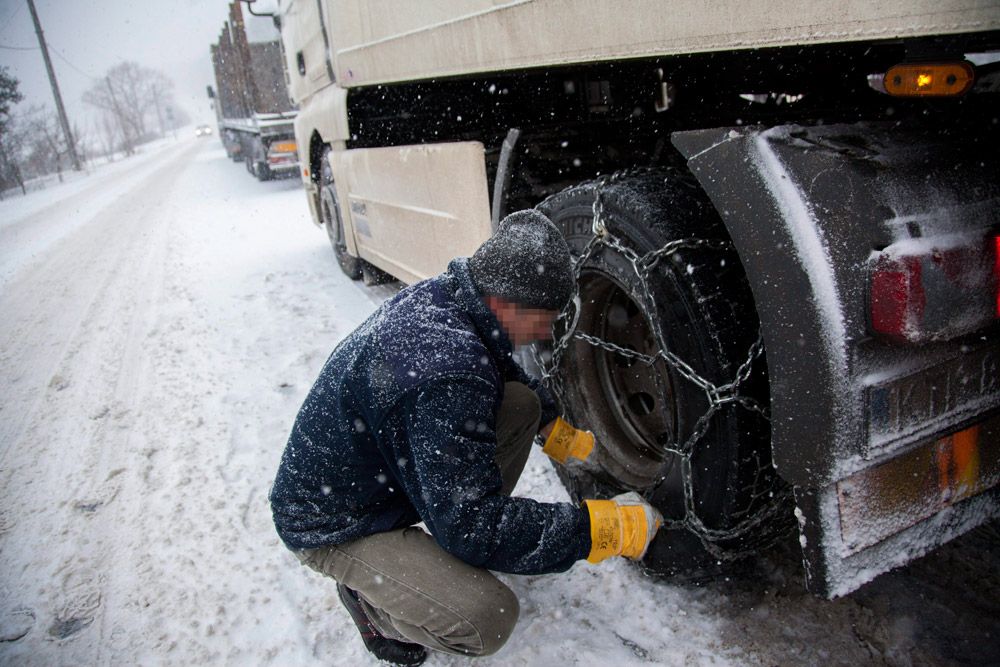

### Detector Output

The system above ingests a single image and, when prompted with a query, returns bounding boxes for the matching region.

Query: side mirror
[241,0,276,18]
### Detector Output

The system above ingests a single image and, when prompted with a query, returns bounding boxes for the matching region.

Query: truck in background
[260,0,1000,598]
[209,1,298,181]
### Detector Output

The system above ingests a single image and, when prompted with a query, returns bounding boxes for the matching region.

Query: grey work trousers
[296,381,542,657]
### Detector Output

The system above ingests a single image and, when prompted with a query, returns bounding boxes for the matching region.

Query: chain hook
[591,192,608,237]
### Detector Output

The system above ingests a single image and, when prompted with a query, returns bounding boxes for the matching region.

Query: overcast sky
[0,0,279,132]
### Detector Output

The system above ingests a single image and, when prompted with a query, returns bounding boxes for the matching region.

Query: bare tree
[71,119,89,166]
[22,106,67,182]
[144,69,174,137]
[93,112,118,161]
[84,62,184,154]
[83,71,136,155]
[84,91,126,154]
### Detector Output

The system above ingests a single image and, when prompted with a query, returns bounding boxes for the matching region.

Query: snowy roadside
[0,136,194,288]
[0,138,996,666]
[0,135,185,224]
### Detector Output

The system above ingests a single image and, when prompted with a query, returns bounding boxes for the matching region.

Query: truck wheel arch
[671,126,850,489]
[308,132,327,185]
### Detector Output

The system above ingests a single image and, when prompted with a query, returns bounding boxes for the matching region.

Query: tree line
[0,62,189,197]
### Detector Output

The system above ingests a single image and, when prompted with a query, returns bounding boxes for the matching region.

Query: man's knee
[466,583,520,656]
[501,381,541,430]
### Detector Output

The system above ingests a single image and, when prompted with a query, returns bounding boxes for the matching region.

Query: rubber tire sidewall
[539,174,772,574]
[256,160,273,182]
[320,148,362,280]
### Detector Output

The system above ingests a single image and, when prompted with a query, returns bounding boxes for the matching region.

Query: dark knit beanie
[468,210,575,310]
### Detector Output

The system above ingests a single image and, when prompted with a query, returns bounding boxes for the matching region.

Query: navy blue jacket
[270,258,591,574]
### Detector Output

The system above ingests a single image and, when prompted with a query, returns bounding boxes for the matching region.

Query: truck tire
[255,160,273,182]
[246,153,273,182]
[537,171,790,575]
[320,148,362,280]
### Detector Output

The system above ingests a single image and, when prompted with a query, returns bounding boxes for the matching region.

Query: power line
[0,40,97,79]
[18,105,54,117]
[49,45,97,80]
[0,3,24,34]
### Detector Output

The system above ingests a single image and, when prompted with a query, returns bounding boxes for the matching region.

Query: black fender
[672,125,858,489]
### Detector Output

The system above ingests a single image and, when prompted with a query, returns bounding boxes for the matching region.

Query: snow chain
[539,168,791,560]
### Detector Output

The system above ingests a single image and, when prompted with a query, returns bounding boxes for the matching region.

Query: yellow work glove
[542,416,595,464]
[584,492,663,564]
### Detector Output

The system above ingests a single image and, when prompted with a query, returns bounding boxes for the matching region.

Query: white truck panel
[293,83,349,179]
[332,142,494,284]
[280,0,333,103]
[328,0,1000,87]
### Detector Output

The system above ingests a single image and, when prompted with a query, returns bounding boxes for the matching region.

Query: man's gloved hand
[584,492,663,564]
[542,416,595,464]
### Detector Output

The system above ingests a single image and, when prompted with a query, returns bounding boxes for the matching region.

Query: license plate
[867,344,1000,456]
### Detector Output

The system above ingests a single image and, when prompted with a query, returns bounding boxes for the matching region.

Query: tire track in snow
[0,140,199,662]
[0,141,200,465]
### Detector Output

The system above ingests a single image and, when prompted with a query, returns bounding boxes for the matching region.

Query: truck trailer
[260,0,1000,597]
[210,1,299,181]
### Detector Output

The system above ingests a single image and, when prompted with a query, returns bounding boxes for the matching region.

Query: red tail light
[870,233,998,344]
[871,256,924,340]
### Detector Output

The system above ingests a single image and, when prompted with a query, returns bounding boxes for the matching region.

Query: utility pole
[27,0,82,171]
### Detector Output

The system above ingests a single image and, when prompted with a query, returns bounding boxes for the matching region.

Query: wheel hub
[561,270,677,487]
[320,186,344,249]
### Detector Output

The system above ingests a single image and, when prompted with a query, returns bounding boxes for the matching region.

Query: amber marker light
[883,62,974,97]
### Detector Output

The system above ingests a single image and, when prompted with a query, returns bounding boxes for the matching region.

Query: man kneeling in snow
[270,210,662,665]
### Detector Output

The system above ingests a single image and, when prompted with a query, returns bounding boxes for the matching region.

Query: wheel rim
[592,280,674,457]
[563,269,677,487]
[321,186,344,251]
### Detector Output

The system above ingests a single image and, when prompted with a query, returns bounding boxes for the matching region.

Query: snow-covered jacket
[269,257,591,574]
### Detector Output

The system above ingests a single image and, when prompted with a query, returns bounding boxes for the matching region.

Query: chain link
[541,168,791,561]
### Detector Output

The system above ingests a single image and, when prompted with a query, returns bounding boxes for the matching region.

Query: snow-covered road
[1,137,997,666]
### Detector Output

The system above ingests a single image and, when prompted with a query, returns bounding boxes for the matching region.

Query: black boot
[337,583,428,666]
